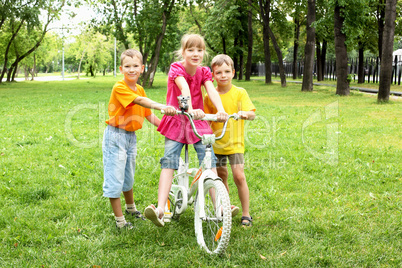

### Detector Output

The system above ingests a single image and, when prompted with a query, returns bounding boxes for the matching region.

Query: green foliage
[0,74,401,266]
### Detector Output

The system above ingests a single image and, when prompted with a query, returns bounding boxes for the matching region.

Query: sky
[47,4,96,37]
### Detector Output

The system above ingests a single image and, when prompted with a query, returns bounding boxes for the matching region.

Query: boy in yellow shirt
[103,49,175,229]
[204,54,256,226]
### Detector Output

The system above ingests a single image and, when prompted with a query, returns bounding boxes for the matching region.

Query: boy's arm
[146,113,161,127]
[204,80,228,122]
[133,96,176,115]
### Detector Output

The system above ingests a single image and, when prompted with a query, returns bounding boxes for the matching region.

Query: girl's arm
[146,113,161,127]
[174,76,205,119]
[204,80,228,122]
[133,96,176,115]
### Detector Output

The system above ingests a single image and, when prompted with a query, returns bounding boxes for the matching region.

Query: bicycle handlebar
[161,109,240,140]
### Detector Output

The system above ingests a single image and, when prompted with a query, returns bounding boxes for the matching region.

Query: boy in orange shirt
[103,49,175,229]
[204,54,256,226]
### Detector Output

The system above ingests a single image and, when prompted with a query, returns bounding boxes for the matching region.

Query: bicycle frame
[166,110,239,220]
[163,95,241,254]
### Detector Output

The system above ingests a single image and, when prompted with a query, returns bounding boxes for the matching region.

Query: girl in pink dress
[144,34,228,227]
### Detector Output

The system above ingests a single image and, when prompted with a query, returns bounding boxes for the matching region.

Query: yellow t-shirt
[106,80,152,131]
[204,85,255,155]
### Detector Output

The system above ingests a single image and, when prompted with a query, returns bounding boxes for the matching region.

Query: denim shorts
[102,125,137,198]
[160,137,217,170]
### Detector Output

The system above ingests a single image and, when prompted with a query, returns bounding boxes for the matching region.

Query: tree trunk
[259,0,272,84]
[144,0,175,88]
[145,13,166,87]
[77,49,85,79]
[245,0,253,81]
[7,17,52,82]
[316,41,322,81]
[378,0,397,102]
[31,53,36,81]
[377,0,385,60]
[293,17,300,80]
[233,36,238,79]
[0,20,24,83]
[238,38,244,80]
[11,60,19,82]
[302,0,316,92]
[320,40,327,80]
[262,25,271,84]
[334,2,349,95]
[268,25,286,87]
[221,34,227,54]
[358,42,365,83]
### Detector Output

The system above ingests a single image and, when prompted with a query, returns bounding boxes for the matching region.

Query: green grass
[0,73,401,267]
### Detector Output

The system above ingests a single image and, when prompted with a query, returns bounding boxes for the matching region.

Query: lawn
[0,73,401,267]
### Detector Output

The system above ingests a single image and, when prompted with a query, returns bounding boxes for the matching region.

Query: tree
[315,1,333,82]
[35,32,62,73]
[378,0,397,102]
[245,0,254,81]
[258,0,288,87]
[93,0,180,87]
[301,0,316,91]
[283,0,305,80]
[258,0,272,84]
[141,0,177,87]
[0,0,66,83]
[267,12,287,87]
[187,0,250,80]
[334,1,349,95]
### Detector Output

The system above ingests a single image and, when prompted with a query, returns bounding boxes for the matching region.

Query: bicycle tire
[170,189,184,220]
[194,178,231,255]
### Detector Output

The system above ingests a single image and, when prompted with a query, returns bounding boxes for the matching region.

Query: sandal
[144,205,164,227]
[231,205,240,217]
[241,216,253,227]
[116,221,134,230]
[125,209,146,221]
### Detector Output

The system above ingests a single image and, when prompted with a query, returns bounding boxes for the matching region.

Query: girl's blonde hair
[175,34,207,61]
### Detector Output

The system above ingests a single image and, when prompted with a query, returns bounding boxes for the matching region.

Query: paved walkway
[2,76,87,82]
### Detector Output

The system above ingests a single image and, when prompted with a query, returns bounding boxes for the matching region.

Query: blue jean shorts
[160,137,217,170]
[102,125,137,198]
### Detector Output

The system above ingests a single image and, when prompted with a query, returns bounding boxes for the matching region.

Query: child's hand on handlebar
[216,110,228,122]
[189,108,205,120]
[162,106,177,116]
[238,111,248,120]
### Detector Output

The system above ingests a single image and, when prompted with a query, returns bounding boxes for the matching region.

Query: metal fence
[254,55,402,85]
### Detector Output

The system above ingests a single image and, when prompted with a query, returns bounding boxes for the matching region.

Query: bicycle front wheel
[194,178,231,255]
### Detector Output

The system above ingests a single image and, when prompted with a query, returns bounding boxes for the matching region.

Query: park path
[2,76,87,82]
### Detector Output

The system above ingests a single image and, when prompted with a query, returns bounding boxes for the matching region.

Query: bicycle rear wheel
[194,178,231,255]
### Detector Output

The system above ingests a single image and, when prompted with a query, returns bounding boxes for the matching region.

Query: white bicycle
[163,96,240,255]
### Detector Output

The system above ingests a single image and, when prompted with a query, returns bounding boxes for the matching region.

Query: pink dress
[157,62,213,144]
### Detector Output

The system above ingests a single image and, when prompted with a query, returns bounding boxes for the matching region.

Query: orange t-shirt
[106,80,152,131]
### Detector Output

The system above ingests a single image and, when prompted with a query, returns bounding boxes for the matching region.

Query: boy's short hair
[211,54,234,71]
[120,49,143,65]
